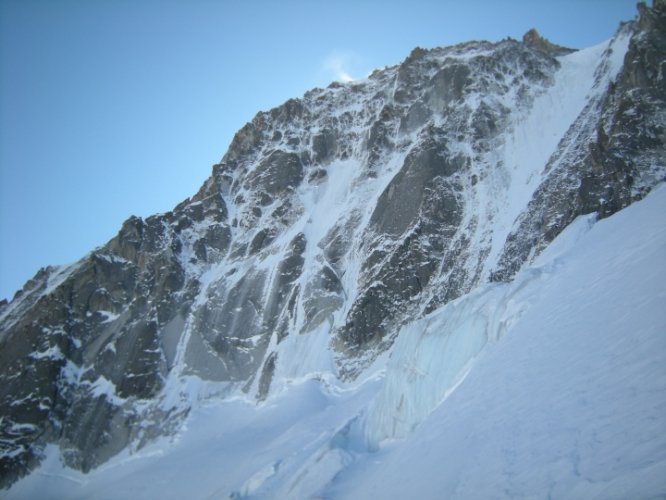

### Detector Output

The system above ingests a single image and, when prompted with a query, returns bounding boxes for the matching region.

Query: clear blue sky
[0,0,640,301]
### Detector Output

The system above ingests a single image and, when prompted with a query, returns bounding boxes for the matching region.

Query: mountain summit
[2,2,665,494]
[521,28,576,56]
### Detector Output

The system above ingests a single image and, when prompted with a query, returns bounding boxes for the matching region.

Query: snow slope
[338,184,666,500]
[7,176,665,498]
[476,33,630,280]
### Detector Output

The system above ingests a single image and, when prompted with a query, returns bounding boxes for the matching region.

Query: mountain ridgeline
[1,1,665,488]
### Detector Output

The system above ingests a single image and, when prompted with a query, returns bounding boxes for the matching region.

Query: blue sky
[0,0,639,301]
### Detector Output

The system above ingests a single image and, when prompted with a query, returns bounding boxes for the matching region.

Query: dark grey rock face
[2,3,665,488]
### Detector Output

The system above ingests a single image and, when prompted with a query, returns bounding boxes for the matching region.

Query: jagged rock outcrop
[522,28,576,57]
[1,1,665,488]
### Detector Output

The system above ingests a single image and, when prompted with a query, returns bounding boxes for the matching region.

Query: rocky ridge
[1,1,665,488]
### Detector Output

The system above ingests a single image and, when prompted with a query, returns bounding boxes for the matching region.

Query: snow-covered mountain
[1,1,665,496]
